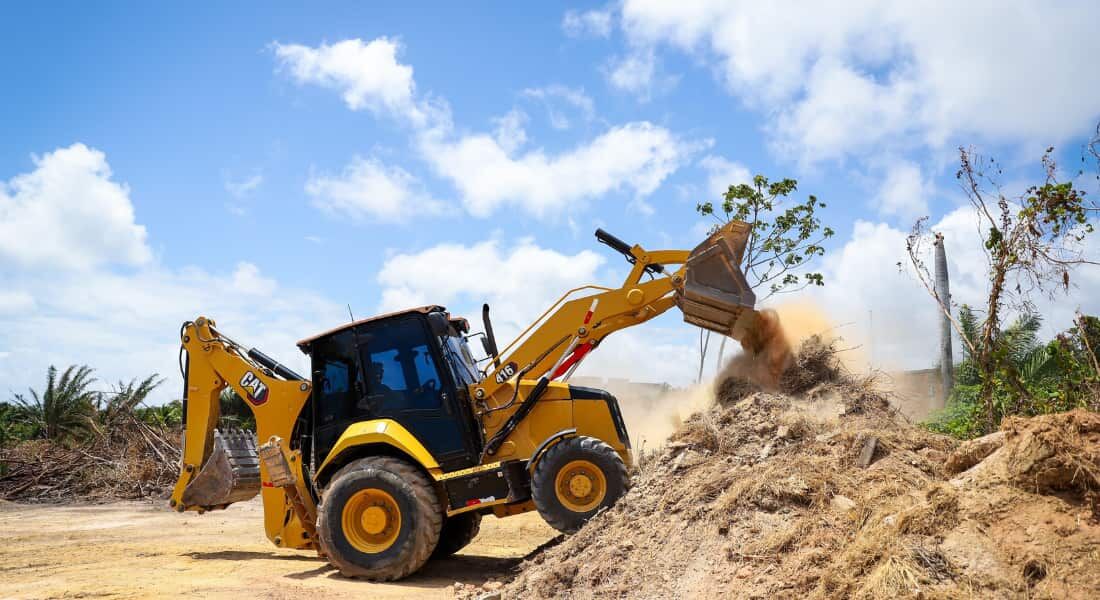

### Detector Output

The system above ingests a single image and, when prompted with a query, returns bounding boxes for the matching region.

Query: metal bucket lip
[181,429,261,508]
[679,220,757,336]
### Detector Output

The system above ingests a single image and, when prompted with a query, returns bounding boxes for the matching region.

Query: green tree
[928,309,1100,437]
[11,365,97,441]
[91,374,165,433]
[218,388,256,430]
[697,175,834,300]
[136,399,183,428]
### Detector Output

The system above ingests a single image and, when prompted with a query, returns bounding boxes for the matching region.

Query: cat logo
[494,362,518,385]
[239,371,269,406]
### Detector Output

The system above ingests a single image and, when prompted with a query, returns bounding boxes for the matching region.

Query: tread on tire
[315,456,442,581]
[531,436,627,533]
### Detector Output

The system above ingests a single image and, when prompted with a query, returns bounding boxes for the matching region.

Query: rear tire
[316,456,442,581]
[432,512,482,557]
[531,436,627,533]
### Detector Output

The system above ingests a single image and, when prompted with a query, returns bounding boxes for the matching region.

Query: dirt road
[0,498,557,599]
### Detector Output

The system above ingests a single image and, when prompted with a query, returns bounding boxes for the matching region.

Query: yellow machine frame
[171,221,754,549]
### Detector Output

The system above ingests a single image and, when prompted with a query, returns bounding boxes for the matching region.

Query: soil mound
[501,341,1100,599]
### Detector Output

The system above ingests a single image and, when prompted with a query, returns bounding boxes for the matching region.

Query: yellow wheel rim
[341,488,401,553]
[554,459,607,512]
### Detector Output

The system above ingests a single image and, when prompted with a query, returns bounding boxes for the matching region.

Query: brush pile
[501,337,1100,599]
[0,417,180,502]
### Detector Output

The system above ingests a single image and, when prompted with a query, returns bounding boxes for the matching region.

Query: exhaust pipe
[482,304,501,368]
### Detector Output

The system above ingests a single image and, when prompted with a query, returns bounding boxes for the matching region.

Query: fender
[527,428,577,473]
[315,419,440,484]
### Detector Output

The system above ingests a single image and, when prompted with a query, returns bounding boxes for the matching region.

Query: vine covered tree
[909,146,1098,432]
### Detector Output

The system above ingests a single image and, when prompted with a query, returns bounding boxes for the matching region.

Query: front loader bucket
[181,429,261,508]
[677,220,758,338]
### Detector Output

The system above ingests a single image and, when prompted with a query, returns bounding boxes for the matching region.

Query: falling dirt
[722,301,858,392]
[604,302,846,453]
[0,497,556,599]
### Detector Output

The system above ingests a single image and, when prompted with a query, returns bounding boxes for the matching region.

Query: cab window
[360,319,443,411]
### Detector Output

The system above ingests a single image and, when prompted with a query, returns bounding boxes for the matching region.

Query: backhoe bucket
[180,429,261,508]
[677,220,758,339]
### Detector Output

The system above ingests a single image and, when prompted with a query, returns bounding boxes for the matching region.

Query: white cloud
[273,38,432,126]
[0,291,35,314]
[3,262,344,402]
[770,59,920,165]
[0,143,151,271]
[492,109,529,153]
[700,155,752,200]
[378,238,605,341]
[619,0,1100,164]
[305,156,445,223]
[562,8,613,38]
[274,38,701,220]
[0,144,346,403]
[417,121,703,218]
[874,160,931,222]
[225,172,263,198]
[574,324,701,386]
[521,85,595,130]
[376,238,707,385]
[809,207,1100,371]
[605,49,656,97]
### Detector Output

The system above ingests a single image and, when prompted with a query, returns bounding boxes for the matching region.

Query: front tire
[531,436,627,533]
[432,512,482,557]
[316,456,442,581]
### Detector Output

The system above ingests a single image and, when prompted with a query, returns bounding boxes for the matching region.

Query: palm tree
[137,399,183,428]
[93,374,164,432]
[12,365,98,440]
[957,307,1057,387]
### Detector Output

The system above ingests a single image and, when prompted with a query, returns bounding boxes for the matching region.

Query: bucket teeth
[181,429,261,508]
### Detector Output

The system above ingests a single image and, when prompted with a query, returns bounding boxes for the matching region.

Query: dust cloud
[615,383,714,452]
[609,301,871,450]
[719,300,856,389]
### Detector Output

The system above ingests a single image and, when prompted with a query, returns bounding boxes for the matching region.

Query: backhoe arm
[476,220,757,404]
[471,221,757,459]
[170,317,318,549]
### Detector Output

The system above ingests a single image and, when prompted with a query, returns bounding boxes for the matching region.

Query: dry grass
[503,337,1100,600]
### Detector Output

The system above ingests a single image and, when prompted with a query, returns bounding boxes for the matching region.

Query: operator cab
[296,306,483,473]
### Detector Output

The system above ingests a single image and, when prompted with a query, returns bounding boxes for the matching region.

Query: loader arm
[170,317,318,550]
[473,221,758,454]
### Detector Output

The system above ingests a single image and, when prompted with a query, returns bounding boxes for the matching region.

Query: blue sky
[2,2,1099,402]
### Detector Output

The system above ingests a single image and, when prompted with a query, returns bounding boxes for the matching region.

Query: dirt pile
[0,421,181,502]
[502,340,1100,599]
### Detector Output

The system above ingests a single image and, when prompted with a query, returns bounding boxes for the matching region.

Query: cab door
[357,316,478,470]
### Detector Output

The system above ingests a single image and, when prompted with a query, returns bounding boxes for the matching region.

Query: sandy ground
[0,498,557,599]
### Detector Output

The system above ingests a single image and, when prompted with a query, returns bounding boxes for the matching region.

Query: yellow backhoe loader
[170,223,759,580]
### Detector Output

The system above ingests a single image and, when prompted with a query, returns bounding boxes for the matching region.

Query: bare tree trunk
[715,335,728,372]
[697,329,711,384]
[933,233,954,407]
[979,257,1008,433]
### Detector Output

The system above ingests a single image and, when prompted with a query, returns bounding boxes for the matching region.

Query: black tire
[316,456,442,581]
[531,436,627,533]
[432,511,482,557]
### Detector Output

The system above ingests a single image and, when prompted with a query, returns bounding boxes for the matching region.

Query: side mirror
[426,311,452,336]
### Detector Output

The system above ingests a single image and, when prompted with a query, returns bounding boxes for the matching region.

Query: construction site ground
[0,497,556,599]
